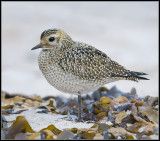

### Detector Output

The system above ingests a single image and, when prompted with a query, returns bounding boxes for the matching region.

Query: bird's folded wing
[57,46,129,80]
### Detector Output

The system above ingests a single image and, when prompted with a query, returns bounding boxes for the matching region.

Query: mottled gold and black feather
[32,28,149,122]
[32,28,149,95]
[57,42,148,82]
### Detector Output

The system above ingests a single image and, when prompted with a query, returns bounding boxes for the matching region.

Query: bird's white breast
[38,49,111,95]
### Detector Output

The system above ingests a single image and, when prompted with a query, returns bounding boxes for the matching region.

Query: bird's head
[31,28,73,51]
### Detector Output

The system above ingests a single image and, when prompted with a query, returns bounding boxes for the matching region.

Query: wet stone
[106,86,123,98]
[83,113,96,121]
[103,131,109,139]
[107,110,115,123]
[57,129,75,140]
[86,104,94,113]
[98,123,110,131]
[92,90,101,101]
[37,109,49,114]
[121,114,136,124]
[55,96,65,108]
[145,96,158,107]
[130,87,138,96]
[83,99,94,105]
[114,103,133,112]
[82,94,93,101]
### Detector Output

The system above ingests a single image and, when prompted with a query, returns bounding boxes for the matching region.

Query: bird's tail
[129,71,149,81]
[111,71,149,82]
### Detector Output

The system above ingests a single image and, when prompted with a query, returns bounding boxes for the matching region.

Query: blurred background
[2,2,158,98]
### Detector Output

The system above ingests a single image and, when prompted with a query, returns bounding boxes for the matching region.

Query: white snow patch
[4,107,94,132]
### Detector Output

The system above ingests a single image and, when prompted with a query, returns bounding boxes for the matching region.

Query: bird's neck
[58,33,74,52]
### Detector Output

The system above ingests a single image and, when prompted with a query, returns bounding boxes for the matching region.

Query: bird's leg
[77,94,82,122]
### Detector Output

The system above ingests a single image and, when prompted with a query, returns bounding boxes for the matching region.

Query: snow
[4,107,94,132]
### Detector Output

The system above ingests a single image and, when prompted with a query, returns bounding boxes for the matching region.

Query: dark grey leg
[77,94,82,122]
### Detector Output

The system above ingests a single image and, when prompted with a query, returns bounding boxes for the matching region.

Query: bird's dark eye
[49,37,55,42]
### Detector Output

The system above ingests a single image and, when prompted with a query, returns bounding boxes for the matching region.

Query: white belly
[40,64,107,94]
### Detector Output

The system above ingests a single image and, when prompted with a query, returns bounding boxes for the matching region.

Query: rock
[57,129,75,140]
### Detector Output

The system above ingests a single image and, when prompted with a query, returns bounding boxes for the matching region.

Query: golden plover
[31,28,148,121]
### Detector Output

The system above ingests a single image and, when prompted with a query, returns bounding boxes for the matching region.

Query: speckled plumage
[32,28,148,95]
[32,28,148,121]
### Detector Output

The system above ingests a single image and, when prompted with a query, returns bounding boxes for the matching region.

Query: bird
[31,28,149,122]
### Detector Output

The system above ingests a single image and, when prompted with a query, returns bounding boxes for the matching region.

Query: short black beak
[31,43,42,50]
